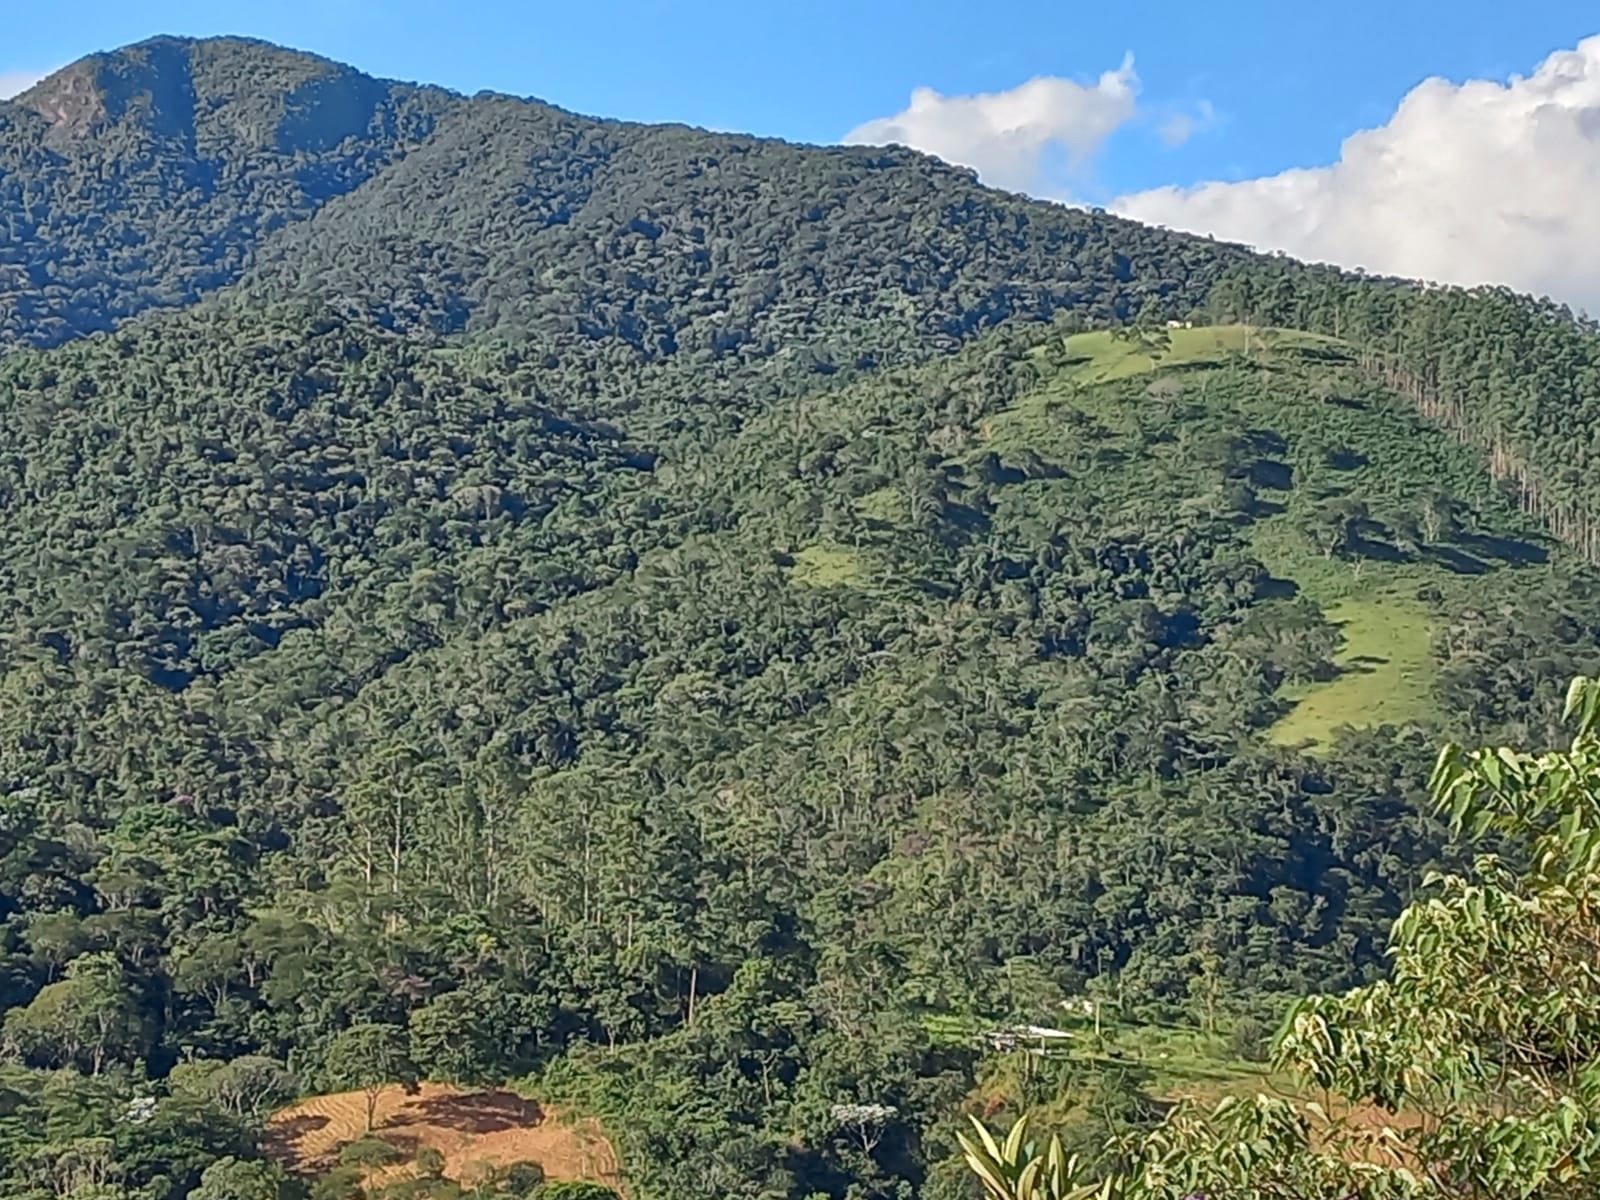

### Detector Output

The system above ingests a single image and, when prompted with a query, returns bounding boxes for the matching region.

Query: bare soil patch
[266,1082,624,1192]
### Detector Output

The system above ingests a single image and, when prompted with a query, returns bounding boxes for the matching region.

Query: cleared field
[925,1008,1275,1097]
[788,541,868,587]
[1054,324,1342,385]
[266,1082,624,1193]
[953,1010,1428,1172]
[1269,595,1436,750]
[988,323,1347,452]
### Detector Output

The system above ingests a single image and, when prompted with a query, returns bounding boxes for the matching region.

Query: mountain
[0,35,1236,357]
[0,37,454,347]
[2,35,1600,1200]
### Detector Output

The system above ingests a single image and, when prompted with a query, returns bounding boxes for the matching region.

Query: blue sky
[0,0,1590,194]
[5,2,1600,309]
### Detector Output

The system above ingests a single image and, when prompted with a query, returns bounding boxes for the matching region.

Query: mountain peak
[15,35,392,147]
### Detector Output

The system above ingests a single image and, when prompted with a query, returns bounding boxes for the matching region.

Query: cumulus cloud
[845,57,1140,194]
[1114,37,1600,313]
[0,69,49,100]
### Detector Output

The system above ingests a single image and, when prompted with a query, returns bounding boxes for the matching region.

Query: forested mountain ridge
[4,32,1600,1200]
[0,34,1238,358]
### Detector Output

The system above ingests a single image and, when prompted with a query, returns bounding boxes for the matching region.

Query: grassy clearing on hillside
[937,1008,1280,1116]
[1247,522,1444,748]
[956,1008,1427,1173]
[983,321,1551,748]
[1052,324,1341,386]
[788,541,868,587]
[924,1010,1270,1090]
[988,324,1347,454]
[1269,595,1436,750]
[1107,1023,1278,1099]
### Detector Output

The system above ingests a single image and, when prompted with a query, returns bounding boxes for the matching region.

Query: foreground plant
[957,1114,1103,1200]
[967,677,1600,1199]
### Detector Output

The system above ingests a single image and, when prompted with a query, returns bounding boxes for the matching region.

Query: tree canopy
[965,677,1600,1199]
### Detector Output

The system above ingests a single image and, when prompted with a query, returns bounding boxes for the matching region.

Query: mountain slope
[4,294,1600,1199]
[241,98,1238,356]
[0,35,1241,359]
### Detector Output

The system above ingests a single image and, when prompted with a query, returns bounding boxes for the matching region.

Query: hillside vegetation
[2,34,1600,1200]
[962,680,1600,1199]
[0,35,1234,357]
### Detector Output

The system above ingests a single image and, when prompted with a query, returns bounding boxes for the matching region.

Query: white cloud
[845,57,1140,195]
[0,69,49,100]
[1114,37,1600,313]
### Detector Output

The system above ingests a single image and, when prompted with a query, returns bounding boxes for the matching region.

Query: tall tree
[323,1023,419,1134]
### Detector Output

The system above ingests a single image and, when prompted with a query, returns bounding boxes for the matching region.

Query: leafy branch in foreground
[958,1113,1102,1200]
[966,677,1600,1200]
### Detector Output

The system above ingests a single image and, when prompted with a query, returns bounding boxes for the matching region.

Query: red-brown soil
[265,1082,625,1192]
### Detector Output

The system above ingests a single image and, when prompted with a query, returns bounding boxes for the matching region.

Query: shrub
[340,1137,405,1168]
[530,1184,618,1200]
[502,1162,546,1196]
[1228,1015,1271,1063]
[311,1165,366,1200]
[415,1146,446,1179]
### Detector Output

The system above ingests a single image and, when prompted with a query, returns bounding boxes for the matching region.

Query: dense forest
[963,679,1600,1199]
[3,34,1600,1200]
[0,35,1234,357]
